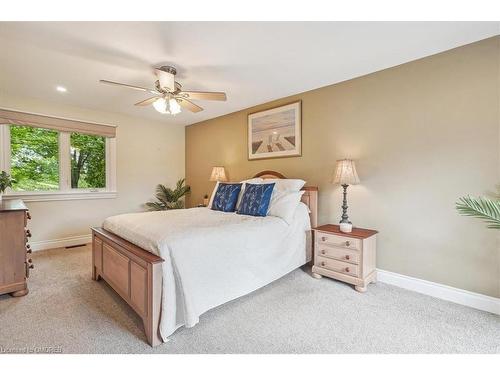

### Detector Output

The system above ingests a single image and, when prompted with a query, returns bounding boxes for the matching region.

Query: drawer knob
[26,245,32,254]
[345,255,350,260]
[321,236,326,242]
[320,261,326,267]
[345,267,350,273]
[321,250,326,255]
[345,241,350,247]
[26,230,32,238]
[27,212,32,220]
[26,259,34,278]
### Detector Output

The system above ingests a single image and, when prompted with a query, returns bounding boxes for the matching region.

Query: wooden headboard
[252,170,318,228]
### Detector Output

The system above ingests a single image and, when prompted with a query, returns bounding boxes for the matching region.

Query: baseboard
[377,269,500,315]
[30,234,92,252]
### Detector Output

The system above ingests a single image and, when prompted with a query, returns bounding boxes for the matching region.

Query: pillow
[237,183,275,217]
[209,178,263,209]
[265,178,305,192]
[208,181,220,208]
[236,177,264,207]
[211,183,242,212]
[267,190,305,224]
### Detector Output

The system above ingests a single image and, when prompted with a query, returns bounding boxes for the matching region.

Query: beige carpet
[0,245,498,354]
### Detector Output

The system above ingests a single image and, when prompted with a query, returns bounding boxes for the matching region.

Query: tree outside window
[10,125,59,191]
[8,125,106,192]
[70,133,105,189]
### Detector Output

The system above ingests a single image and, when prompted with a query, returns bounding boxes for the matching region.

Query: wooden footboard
[91,227,164,347]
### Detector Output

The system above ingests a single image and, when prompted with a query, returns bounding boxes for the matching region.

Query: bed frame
[91,171,318,346]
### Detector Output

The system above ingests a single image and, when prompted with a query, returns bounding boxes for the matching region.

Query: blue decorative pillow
[211,183,243,212]
[237,183,275,217]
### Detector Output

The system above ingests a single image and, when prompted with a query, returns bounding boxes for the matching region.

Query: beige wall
[0,94,185,243]
[186,37,500,298]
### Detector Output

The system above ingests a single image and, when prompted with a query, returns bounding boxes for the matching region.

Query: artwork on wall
[247,101,301,160]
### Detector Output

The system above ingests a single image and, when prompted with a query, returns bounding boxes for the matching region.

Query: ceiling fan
[100,66,227,115]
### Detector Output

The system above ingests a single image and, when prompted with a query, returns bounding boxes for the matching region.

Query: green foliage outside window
[10,125,59,191]
[9,125,106,191]
[70,133,105,188]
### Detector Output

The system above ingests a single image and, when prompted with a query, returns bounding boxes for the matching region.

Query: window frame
[0,124,116,202]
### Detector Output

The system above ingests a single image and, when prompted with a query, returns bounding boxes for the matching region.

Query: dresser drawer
[316,256,359,277]
[315,232,361,250]
[316,245,360,264]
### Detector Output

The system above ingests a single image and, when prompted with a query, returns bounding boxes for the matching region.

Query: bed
[91,171,318,346]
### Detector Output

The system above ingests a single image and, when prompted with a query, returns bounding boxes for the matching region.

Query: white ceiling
[0,22,498,126]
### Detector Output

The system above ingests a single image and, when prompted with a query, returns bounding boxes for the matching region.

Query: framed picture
[247,100,301,160]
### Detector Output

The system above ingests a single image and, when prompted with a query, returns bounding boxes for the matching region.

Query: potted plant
[145,178,191,211]
[0,171,15,202]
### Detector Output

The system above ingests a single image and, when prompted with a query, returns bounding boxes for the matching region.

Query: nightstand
[312,224,378,292]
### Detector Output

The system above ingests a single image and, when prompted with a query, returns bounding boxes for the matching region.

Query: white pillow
[264,178,305,192]
[244,178,306,220]
[208,178,263,209]
[268,190,305,224]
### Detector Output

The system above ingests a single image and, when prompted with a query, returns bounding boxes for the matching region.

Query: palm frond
[456,196,500,229]
[145,201,166,211]
[165,200,185,210]
[156,184,175,203]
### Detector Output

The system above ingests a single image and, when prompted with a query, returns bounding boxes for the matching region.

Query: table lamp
[207,166,228,205]
[209,166,228,183]
[332,159,360,233]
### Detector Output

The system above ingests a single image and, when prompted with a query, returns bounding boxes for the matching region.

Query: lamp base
[339,222,353,233]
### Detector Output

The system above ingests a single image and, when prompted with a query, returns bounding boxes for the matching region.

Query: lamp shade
[332,159,360,185]
[209,166,228,182]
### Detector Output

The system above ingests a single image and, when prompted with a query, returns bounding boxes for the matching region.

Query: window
[0,109,116,201]
[70,133,106,189]
[11,125,59,191]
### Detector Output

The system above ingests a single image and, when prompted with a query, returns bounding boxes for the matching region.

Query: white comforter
[102,203,311,340]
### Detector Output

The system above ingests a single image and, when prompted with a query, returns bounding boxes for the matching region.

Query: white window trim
[0,124,117,202]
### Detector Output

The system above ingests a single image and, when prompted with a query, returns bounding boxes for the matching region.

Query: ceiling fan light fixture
[152,97,181,115]
[167,98,181,115]
[153,97,167,113]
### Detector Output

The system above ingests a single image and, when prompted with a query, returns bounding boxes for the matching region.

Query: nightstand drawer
[316,256,359,277]
[315,232,361,250]
[316,245,359,264]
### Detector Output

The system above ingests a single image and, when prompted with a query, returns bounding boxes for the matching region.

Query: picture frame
[247,100,302,160]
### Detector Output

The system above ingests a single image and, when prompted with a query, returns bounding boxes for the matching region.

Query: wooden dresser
[312,224,377,292]
[0,199,33,297]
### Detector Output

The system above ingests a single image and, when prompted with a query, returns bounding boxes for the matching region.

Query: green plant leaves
[456,196,500,229]
[146,178,191,211]
[0,170,15,193]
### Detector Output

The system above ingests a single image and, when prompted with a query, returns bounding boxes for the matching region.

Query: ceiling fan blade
[177,98,203,113]
[178,91,227,101]
[134,96,160,106]
[100,80,157,94]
